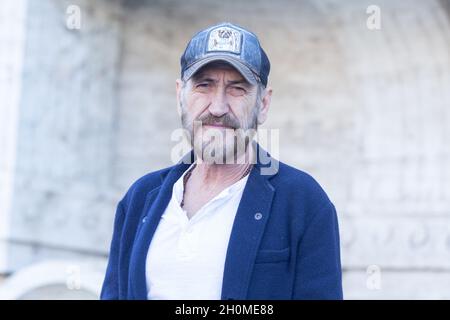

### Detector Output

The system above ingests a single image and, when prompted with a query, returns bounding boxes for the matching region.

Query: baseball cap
[180,22,270,87]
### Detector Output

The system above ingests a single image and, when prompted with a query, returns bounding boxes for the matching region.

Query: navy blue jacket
[101,146,343,300]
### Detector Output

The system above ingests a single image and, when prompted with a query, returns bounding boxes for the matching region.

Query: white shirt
[145,164,249,300]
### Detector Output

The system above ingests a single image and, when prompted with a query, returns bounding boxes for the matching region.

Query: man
[101,22,343,300]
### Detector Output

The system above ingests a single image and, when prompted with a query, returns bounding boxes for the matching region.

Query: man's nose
[208,89,229,117]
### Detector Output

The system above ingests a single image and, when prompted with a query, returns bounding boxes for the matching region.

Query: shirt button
[254,212,263,220]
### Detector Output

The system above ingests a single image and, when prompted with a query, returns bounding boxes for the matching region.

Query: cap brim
[182,55,257,85]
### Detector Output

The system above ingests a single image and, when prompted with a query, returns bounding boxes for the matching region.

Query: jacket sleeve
[293,201,343,299]
[100,201,126,300]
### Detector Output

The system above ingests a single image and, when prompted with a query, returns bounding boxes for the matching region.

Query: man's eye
[196,83,209,88]
[229,86,246,95]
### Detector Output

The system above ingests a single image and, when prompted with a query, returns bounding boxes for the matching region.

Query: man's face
[177,63,262,164]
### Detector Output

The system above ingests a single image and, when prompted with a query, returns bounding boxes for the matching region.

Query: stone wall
[0,0,28,272]
[0,0,123,289]
[0,0,449,299]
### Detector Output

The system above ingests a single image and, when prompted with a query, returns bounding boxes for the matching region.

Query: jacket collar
[129,142,278,299]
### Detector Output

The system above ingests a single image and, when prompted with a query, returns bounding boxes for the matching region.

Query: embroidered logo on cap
[207,26,242,54]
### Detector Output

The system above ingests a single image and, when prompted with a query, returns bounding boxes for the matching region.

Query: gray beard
[180,102,259,164]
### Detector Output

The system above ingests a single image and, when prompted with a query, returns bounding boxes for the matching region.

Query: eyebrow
[192,76,250,87]
[227,80,250,87]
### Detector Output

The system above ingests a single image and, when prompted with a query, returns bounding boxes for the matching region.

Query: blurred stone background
[0,0,449,299]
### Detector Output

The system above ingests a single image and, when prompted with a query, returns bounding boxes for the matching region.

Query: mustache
[196,114,240,129]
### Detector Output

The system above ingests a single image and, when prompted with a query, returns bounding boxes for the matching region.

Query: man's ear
[176,79,184,116]
[176,79,184,105]
[257,86,273,125]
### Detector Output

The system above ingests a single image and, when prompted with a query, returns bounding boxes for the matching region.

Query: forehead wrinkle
[192,67,245,83]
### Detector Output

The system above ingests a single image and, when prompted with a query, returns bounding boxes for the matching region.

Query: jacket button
[254,212,262,220]
[142,216,147,223]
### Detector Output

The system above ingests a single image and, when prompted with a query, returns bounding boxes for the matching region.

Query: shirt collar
[172,162,250,207]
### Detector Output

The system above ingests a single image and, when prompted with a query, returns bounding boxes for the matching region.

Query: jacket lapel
[221,145,277,299]
[129,155,192,299]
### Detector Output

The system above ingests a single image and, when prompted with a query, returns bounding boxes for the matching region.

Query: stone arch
[0,260,104,300]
